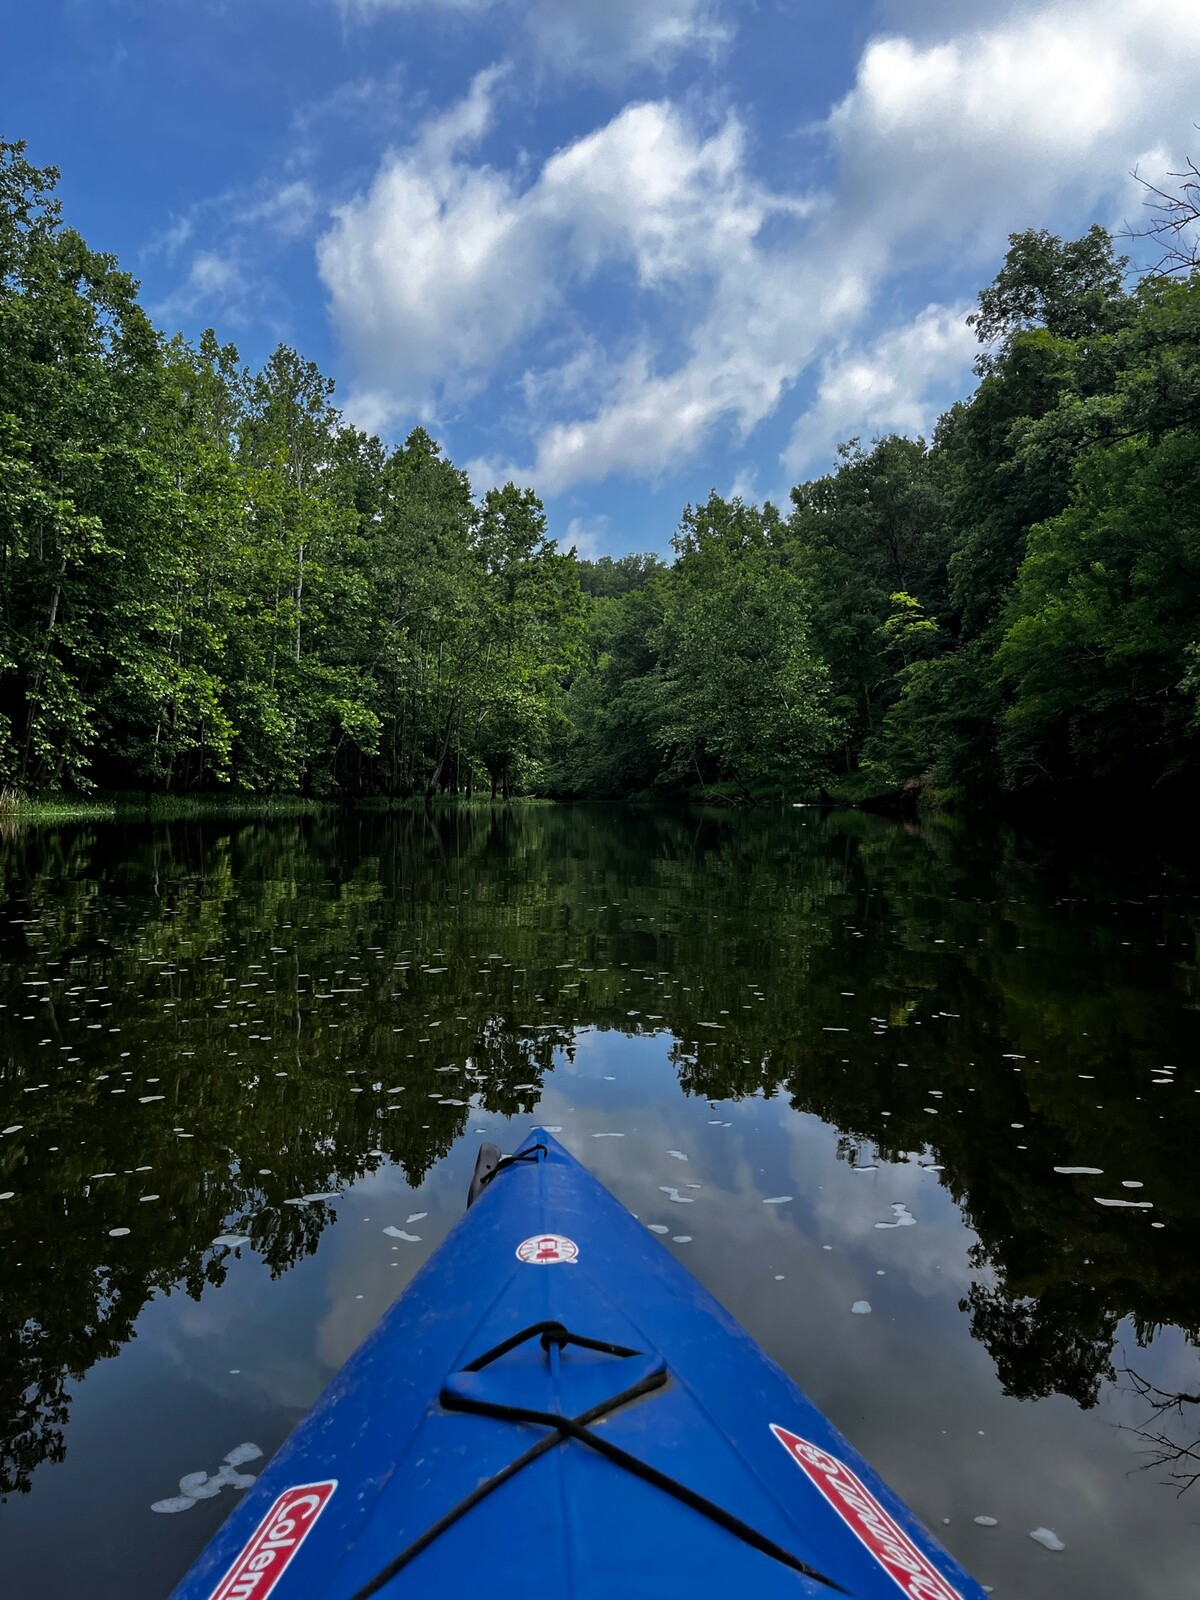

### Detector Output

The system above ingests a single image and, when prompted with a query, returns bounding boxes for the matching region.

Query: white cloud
[784,303,977,475]
[318,84,819,439]
[237,180,320,241]
[154,250,244,325]
[316,69,547,419]
[147,175,323,334]
[319,0,1200,496]
[830,0,1200,261]
[146,214,194,262]
[561,515,610,560]
[334,0,730,80]
[521,0,730,81]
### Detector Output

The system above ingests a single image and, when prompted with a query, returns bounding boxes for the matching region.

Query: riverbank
[0,792,329,825]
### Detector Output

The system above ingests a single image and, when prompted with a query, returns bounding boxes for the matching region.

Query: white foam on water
[1094,1197,1153,1209]
[974,1516,998,1527]
[405,1212,427,1224]
[875,1203,915,1230]
[659,1186,694,1203]
[591,1132,624,1138]
[384,1226,422,1240]
[213,1234,251,1248]
[666,1150,689,1161]
[1029,1527,1065,1552]
[303,1192,340,1202]
[647,1224,669,1234]
[180,1473,222,1500]
[151,1496,195,1514]
[109,1227,131,1237]
[762,1196,792,1205]
[223,1443,263,1467]
[851,1301,872,1314]
[672,1235,692,1243]
[1054,1166,1103,1176]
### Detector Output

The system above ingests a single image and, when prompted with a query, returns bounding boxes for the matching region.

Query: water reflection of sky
[0,808,1197,1598]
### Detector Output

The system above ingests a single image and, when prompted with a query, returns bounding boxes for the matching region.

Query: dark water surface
[0,804,1198,1597]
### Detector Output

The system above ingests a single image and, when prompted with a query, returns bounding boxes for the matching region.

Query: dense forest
[2,137,1198,807]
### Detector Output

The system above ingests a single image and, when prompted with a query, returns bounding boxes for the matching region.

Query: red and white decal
[516,1233,579,1265]
[208,1481,337,1600]
[771,1427,963,1600]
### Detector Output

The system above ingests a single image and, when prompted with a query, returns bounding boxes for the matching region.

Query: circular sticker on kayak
[516,1233,579,1265]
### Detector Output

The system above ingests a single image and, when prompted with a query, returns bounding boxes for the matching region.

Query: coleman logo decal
[771,1427,963,1600]
[516,1233,579,1264]
[208,1481,337,1600]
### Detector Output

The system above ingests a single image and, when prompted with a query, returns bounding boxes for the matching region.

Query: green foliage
[786,436,952,772]
[4,139,1199,809]
[860,225,1200,803]
[998,424,1200,788]
[575,552,666,598]
[552,495,836,800]
[0,152,584,802]
[552,581,668,796]
[968,224,1131,367]
[655,495,835,797]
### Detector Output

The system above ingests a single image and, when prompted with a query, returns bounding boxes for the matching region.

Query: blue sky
[5,0,1198,557]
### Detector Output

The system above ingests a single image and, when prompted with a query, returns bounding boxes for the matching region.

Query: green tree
[472,484,584,799]
[656,494,835,800]
[788,436,951,769]
[0,140,164,791]
[551,578,668,797]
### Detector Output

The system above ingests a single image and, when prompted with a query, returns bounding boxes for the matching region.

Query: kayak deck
[170,1131,986,1599]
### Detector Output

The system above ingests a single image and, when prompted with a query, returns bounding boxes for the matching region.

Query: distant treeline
[3,137,1198,805]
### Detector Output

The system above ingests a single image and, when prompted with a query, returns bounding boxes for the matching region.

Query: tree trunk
[294,541,305,662]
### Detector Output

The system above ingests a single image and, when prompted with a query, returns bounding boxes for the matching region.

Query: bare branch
[1121,148,1200,274]
[1118,1364,1200,1496]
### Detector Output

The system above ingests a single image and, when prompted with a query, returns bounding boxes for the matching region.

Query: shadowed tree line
[0,142,583,802]
[554,211,1200,806]
[5,136,1200,807]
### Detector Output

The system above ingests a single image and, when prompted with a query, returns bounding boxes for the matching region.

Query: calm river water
[0,804,1197,1597]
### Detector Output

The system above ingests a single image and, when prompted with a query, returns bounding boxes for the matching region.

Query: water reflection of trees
[1,805,1198,1494]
